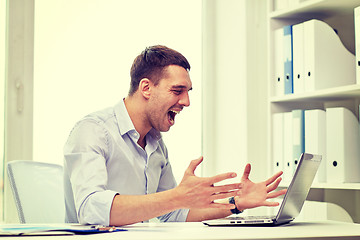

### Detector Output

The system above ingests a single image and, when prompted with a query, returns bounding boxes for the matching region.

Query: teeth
[168,110,179,125]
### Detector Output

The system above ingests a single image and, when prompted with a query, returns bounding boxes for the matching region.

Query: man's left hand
[234,164,287,211]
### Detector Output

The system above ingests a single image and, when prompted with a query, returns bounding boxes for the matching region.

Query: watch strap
[229,197,243,214]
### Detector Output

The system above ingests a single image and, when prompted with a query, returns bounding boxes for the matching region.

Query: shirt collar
[114,99,162,141]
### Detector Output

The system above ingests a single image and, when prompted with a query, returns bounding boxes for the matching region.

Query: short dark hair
[128,45,191,95]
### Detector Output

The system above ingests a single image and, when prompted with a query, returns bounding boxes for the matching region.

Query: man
[64,45,286,226]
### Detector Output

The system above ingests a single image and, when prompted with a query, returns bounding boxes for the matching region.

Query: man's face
[147,65,192,132]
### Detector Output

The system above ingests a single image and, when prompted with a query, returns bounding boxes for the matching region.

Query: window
[33,0,202,182]
[0,0,6,221]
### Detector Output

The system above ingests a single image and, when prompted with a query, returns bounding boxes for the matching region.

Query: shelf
[270,84,360,103]
[280,182,360,190]
[312,182,360,190]
[270,0,360,19]
[268,0,360,223]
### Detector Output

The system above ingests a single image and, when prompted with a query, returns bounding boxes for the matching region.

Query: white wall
[33,0,202,182]
[202,0,268,182]
[212,0,248,177]
[244,0,268,181]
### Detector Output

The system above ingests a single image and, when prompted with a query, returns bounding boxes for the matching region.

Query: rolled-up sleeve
[158,209,190,222]
[64,120,117,226]
[80,190,118,225]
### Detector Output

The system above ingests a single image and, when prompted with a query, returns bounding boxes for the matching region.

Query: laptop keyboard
[227,215,276,220]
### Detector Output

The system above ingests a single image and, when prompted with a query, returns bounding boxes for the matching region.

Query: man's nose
[179,92,190,107]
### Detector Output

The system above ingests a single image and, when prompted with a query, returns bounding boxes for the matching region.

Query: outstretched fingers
[241,163,251,182]
[209,183,241,201]
[264,171,287,201]
[186,157,204,175]
[206,174,241,202]
[264,171,283,186]
[207,172,238,185]
[265,176,287,199]
[212,182,241,193]
[263,187,287,206]
[210,190,239,202]
[262,200,281,207]
[266,176,282,193]
[267,189,287,199]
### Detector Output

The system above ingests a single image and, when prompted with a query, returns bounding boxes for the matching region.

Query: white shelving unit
[267,0,360,223]
[270,84,360,103]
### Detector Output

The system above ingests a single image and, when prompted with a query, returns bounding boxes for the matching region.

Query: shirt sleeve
[64,119,117,226]
[156,139,190,222]
[156,161,190,222]
[158,208,190,222]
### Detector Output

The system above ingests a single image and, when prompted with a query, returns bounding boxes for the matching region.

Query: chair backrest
[7,160,65,223]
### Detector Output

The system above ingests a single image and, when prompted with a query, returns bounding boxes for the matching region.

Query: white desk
[3,221,360,239]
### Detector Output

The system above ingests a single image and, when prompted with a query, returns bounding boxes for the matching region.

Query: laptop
[202,153,322,226]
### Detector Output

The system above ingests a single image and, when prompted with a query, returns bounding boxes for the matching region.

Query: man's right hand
[174,156,241,210]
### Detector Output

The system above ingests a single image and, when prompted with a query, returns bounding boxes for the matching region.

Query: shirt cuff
[79,190,119,226]
[158,208,190,222]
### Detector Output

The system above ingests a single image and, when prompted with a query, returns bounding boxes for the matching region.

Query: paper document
[0,224,126,236]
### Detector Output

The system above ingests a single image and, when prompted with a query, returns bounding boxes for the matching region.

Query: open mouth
[168,110,180,125]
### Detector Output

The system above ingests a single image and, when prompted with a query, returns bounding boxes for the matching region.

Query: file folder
[274,28,285,97]
[292,23,305,94]
[283,112,293,183]
[355,6,360,84]
[326,107,360,183]
[292,110,304,174]
[303,20,355,92]
[305,109,326,183]
[283,25,293,94]
[272,113,284,173]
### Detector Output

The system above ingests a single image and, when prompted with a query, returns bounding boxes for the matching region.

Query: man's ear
[139,78,151,99]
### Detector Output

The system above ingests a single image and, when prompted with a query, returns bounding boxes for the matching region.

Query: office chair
[7,160,65,223]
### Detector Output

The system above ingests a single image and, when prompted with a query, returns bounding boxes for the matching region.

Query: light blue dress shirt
[63,100,189,225]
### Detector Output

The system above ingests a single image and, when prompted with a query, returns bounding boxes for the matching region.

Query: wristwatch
[229,197,243,214]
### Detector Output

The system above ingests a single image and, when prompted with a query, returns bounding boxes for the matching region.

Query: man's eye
[172,90,182,95]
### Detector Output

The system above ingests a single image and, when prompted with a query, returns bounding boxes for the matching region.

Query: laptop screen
[276,153,322,224]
